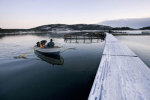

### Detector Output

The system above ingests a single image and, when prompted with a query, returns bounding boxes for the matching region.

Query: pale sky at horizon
[0,0,150,29]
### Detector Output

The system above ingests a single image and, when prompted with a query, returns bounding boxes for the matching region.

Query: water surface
[0,34,104,100]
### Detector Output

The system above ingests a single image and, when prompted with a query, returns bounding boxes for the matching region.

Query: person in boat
[40,40,47,48]
[36,42,40,47]
[47,39,55,48]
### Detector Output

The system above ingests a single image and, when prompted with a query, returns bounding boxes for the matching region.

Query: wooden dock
[88,33,150,100]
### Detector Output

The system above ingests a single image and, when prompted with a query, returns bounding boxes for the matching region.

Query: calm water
[116,35,150,68]
[0,34,104,100]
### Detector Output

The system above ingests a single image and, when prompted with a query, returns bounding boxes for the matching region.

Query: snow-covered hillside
[99,18,150,29]
[31,24,112,31]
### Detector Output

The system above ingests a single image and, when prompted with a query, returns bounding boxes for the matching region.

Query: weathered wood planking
[103,43,136,56]
[88,33,150,100]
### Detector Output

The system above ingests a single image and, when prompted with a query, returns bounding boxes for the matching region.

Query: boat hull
[34,46,61,56]
[34,50,64,65]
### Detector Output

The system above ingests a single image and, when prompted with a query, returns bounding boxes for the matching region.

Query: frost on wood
[88,33,150,100]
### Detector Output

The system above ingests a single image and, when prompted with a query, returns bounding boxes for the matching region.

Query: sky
[0,0,150,29]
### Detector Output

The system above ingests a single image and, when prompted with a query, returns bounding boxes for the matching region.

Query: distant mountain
[112,27,134,30]
[99,18,150,29]
[31,24,112,31]
[0,24,112,34]
[140,26,150,30]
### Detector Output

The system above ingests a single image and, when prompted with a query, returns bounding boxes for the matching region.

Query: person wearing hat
[47,39,55,48]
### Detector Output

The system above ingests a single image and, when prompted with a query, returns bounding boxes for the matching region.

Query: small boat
[34,50,64,65]
[34,45,61,56]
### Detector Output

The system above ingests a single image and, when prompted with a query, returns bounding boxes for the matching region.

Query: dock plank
[103,42,136,56]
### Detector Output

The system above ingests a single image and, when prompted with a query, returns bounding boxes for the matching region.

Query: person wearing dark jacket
[47,39,55,48]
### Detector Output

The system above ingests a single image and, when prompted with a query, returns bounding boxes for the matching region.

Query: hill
[31,24,112,31]
[140,26,150,30]
[112,27,134,30]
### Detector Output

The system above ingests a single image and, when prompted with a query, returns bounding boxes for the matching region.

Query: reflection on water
[34,50,64,65]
